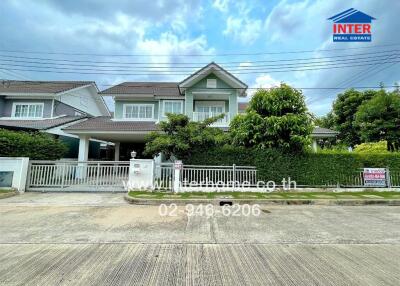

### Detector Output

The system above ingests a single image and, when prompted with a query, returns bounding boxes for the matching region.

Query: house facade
[0,81,111,158]
[64,63,248,161]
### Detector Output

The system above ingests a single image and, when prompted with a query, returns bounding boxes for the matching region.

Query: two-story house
[0,81,110,158]
[63,63,247,161]
[61,62,337,161]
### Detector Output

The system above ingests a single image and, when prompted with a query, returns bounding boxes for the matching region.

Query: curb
[124,195,400,206]
[0,191,18,200]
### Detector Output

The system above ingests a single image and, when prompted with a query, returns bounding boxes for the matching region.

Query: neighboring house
[64,62,247,160]
[0,81,111,158]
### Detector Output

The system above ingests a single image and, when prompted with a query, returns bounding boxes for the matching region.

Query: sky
[0,0,399,116]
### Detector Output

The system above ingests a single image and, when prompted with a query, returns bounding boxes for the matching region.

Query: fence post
[232,164,236,190]
[96,163,100,189]
[173,161,182,193]
[61,163,66,189]
[386,168,391,188]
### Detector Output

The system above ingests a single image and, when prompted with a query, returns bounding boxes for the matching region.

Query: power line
[0,49,398,66]
[1,79,398,91]
[0,43,399,57]
[0,52,398,71]
[2,58,400,76]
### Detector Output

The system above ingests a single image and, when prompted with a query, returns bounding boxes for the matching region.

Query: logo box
[328,8,376,42]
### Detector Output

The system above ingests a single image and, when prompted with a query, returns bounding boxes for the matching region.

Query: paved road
[0,193,400,285]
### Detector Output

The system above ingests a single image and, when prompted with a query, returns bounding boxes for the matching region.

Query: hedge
[185,146,400,186]
[0,129,68,160]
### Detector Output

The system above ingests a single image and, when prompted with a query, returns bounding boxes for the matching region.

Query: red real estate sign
[363,168,387,187]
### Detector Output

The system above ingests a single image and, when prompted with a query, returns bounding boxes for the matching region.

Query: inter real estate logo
[328,8,376,42]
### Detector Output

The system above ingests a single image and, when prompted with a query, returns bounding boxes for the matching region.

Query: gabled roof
[328,8,376,23]
[179,62,248,95]
[311,127,339,138]
[0,80,95,94]
[0,116,84,130]
[99,82,182,97]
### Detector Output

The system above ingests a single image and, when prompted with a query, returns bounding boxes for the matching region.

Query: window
[13,103,44,118]
[163,101,183,116]
[207,79,217,88]
[123,104,154,119]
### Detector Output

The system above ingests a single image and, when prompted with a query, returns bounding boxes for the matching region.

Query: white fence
[154,163,174,190]
[192,112,230,126]
[27,160,129,192]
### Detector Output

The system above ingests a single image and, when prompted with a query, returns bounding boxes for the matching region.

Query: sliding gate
[27,160,130,192]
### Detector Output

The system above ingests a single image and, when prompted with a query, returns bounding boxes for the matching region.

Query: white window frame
[207,79,217,88]
[195,101,225,112]
[162,100,183,117]
[122,103,154,121]
[11,102,44,119]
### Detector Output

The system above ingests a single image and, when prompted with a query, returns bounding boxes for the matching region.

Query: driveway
[0,193,400,285]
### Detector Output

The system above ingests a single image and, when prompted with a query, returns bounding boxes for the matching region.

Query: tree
[144,113,227,160]
[315,111,336,129]
[230,84,313,152]
[332,89,375,147]
[355,90,400,151]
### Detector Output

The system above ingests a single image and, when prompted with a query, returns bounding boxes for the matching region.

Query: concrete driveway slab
[0,193,399,285]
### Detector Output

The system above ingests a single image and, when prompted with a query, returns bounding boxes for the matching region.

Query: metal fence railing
[154,163,174,190]
[27,160,130,191]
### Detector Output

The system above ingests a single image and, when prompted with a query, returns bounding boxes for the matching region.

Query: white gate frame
[26,160,130,192]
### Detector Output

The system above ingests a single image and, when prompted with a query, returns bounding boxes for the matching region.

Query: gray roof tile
[64,117,159,131]
[0,116,84,130]
[99,82,182,97]
[0,81,94,94]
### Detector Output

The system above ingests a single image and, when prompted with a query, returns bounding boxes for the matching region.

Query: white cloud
[253,74,281,89]
[223,16,262,44]
[212,0,230,13]
[136,32,215,80]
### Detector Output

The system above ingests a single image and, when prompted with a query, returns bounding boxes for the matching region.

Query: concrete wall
[1,99,53,118]
[0,157,29,192]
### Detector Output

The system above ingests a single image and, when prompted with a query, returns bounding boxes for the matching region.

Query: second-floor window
[123,104,154,120]
[13,103,44,118]
[163,101,183,116]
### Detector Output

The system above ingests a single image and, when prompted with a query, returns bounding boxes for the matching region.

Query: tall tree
[355,90,400,151]
[332,89,375,146]
[230,84,312,152]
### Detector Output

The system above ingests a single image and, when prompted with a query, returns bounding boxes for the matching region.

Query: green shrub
[354,141,390,153]
[0,129,68,160]
[185,146,400,186]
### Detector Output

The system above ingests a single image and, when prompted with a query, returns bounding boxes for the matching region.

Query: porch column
[185,91,194,120]
[114,142,120,161]
[76,135,89,179]
[78,135,90,162]
[312,139,318,153]
[228,92,238,123]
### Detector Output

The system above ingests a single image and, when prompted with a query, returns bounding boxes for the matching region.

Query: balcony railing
[192,112,230,126]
